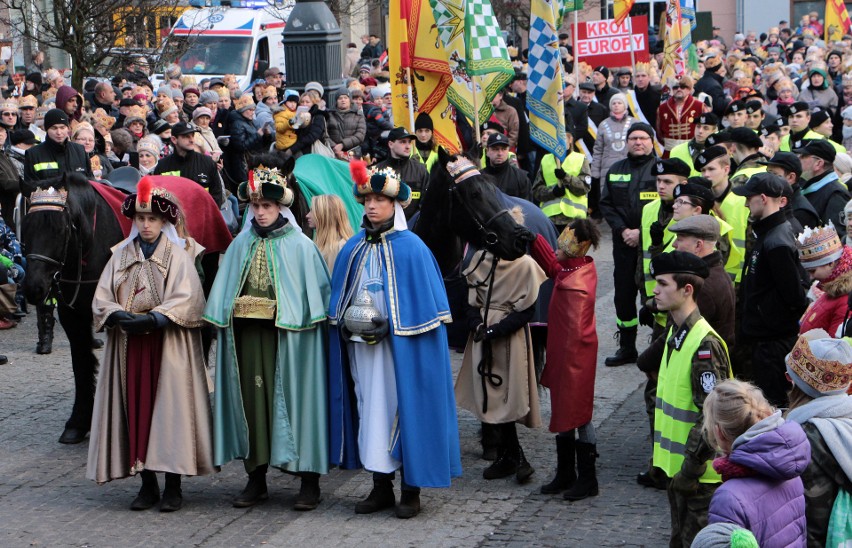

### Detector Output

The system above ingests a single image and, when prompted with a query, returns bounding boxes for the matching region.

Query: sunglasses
[2,112,17,116]
[675,84,691,90]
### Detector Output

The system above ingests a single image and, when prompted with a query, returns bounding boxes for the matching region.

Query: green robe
[204,223,331,473]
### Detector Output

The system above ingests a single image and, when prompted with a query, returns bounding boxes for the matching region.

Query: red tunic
[530,235,598,433]
[656,96,704,155]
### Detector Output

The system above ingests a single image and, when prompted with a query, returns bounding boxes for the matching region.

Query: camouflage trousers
[667,481,718,548]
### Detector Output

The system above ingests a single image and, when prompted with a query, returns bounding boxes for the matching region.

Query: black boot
[233,465,268,508]
[293,472,321,511]
[515,446,535,484]
[355,472,395,514]
[481,422,502,461]
[483,423,519,480]
[395,489,421,519]
[130,471,160,511]
[605,327,638,367]
[36,303,55,355]
[160,473,183,512]
[563,442,599,501]
[540,434,576,494]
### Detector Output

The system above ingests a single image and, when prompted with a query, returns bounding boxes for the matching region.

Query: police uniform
[532,148,591,230]
[649,252,731,548]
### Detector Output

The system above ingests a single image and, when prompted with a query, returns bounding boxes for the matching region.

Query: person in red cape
[530,218,602,501]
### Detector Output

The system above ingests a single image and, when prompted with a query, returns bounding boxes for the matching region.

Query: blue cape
[327,229,462,487]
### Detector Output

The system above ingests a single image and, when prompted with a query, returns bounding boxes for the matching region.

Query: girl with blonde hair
[306,194,353,271]
[702,379,808,546]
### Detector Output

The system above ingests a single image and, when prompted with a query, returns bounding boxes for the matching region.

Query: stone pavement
[0,230,671,547]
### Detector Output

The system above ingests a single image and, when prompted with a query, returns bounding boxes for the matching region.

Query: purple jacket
[708,416,810,548]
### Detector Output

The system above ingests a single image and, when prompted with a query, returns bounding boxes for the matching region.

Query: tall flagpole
[627,14,636,74]
[573,9,580,98]
[472,76,481,145]
[406,66,416,132]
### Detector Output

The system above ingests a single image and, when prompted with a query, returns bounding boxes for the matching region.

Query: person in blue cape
[203,158,331,511]
[328,159,462,519]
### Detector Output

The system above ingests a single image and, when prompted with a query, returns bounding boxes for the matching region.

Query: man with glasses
[0,100,18,140]
[599,122,659,367]
[656,76,703,156]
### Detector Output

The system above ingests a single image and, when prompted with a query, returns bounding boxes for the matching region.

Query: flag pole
[627,15,636,75]
[472,75,481,145]
[573,9,580,98]
[406,66,416,132]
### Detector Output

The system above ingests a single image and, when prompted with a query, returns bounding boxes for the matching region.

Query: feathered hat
[121,176,180,224]
[349,159,412,207]
[238,165,294,206]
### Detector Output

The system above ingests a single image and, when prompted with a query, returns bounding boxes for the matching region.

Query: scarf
[713,456,757,481]
[819,246,852,287]
[251,214,287,238]
[787,394,852,483]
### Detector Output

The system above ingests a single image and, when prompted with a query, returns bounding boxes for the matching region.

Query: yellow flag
[614,0,636,26]
[826,0,852,43]
[389,0,461,152]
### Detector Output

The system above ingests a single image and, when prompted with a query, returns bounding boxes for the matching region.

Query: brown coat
[87,236,217,483]
[456,252,546,427]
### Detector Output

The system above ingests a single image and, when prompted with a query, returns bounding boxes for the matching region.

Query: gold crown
[446,156,480,183]
[796,224,843,267]
[29,186,68,211]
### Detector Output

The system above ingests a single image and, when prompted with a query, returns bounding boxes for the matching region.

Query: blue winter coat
[708,414,810,548]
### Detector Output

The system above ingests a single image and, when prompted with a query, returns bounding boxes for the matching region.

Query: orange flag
[826,0,852,43]
[614,0,636,26]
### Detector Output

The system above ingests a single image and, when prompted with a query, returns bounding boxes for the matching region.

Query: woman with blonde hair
[306,194,353,271]
[702,378,809,547]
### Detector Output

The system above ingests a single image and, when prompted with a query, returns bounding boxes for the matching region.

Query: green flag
[463,0,515,77]
[564,0,583,11]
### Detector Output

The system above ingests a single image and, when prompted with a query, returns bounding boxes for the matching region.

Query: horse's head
[21,173,91,304]
[432,147,534,260]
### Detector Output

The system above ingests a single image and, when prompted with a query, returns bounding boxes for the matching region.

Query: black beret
[705,131,733,147]
[694,145,730,171]
[744,100,763,114]
[729,127,764,148]
[696,113,719,127]
[809,107,831,128]
[674,180,716,209]
[649,251,710,279]
[761,123,781,137]
[654,157,691,178]
[724,100,746,115]
[787,101,810,115]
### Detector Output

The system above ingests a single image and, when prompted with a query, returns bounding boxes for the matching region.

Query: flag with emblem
[660,0,687,84]
[826,0,852,42]
[527,0,567,160]
[613,0,635,26]
[429,0,514,125]
[389,0,461,152]
[564,0,583,10]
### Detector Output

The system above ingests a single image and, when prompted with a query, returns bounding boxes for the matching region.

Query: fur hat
[238,165,295,206]
[350,160,412,207]
[786,329,852,397]
[234,93,255,113]
[121,176,180,225]
[199,90,219,105]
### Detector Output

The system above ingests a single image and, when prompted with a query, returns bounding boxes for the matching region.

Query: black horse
[415,147,534,276]
[21,173,124,444]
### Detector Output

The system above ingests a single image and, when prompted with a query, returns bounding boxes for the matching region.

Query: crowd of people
[0,12,852,546]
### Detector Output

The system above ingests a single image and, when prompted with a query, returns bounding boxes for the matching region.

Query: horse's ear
[438,146,451,168]
[282,155,296,175]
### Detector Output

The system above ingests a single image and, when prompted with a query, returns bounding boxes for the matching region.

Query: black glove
[552,185,566,197]
[638,305,656,328]
[361,317,389,345]
[473,323,486,342]
[670,458,705,495]
[118,313,159,334]
[106,310,135,328]
[554,167,567,179]
[649,221,665,247]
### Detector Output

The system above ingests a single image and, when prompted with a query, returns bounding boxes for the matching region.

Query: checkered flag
[464,0,513,76]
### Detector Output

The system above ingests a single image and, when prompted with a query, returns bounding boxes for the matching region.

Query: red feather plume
[349,159,369,186]
[137,176,153,204]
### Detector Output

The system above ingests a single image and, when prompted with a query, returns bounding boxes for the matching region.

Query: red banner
[574,16,650,67]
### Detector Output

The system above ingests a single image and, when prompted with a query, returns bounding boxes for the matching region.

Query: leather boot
[355,473,395,514]
[483,423,519,480]
[293,472,321,511]
[395,489,421,519]
[540,435,576,494]
[160,473,183,512]
[130,471,160,511]
[563,442,599,501]
[233,465,268,508]
[604,327,638,367]
[36,304,55,355]
[481,422,501,461]
[515,445,535,484]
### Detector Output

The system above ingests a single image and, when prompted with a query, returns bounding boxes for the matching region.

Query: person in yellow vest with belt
[780,102,828,152]
[411,113,440,173]
[694,145,749,284]
[649,251,730,548]
[532,130,590,232]
[727,127,767,187]
[669,113,719,177]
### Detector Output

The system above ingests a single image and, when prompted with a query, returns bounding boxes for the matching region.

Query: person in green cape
[203,155,331,511]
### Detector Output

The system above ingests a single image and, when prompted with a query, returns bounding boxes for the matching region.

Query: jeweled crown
[29,186,68,211]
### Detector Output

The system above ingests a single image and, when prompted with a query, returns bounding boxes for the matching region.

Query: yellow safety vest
[412,148,439,173]
[730,164,766,187]
[539,152,588,219]
[780,130,829,152]
[654,318,728,483]
[641,199,675,299]
[669,142,701,177]
[717,191,748,283]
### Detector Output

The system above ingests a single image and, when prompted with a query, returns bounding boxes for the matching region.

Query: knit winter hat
[191,106,213,121]
[198,90,219,105]
[626,122,655,140]
[609,92,627,110]
[796,223,844,268]
[786,328,852,397]
[691,522,759,548]
[156,96,177,119]
[43,108,69,130]
[136,136,161,158]
[414,112,433,131]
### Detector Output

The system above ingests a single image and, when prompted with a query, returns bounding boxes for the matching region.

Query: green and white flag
[564,0,584,11]
[463,0,514,77]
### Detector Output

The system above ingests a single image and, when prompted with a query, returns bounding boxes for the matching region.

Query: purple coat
[708,418,810,548]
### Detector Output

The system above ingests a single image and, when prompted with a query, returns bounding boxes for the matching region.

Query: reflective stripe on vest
[653,318,728,483]
[717,192,748,283]
[539,152,588,219]
[610,173,631,182]
[33,161,59,171]
[160,170,180,176]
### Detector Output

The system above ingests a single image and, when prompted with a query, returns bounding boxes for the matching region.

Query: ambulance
[154,0,295,91]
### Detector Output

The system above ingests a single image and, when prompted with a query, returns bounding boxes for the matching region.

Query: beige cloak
[87,236,217,483]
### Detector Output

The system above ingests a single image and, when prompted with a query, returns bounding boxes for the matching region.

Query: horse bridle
[444,157,512,250]
[26,207,96,309]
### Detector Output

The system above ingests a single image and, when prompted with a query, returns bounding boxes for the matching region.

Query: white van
[154,1,294,91]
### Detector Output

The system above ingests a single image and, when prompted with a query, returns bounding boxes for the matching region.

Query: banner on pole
[573,16,650,66]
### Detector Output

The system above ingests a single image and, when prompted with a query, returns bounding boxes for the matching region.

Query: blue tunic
[328,228,463,487]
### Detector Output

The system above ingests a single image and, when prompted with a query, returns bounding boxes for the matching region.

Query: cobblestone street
[0,230,671,546]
